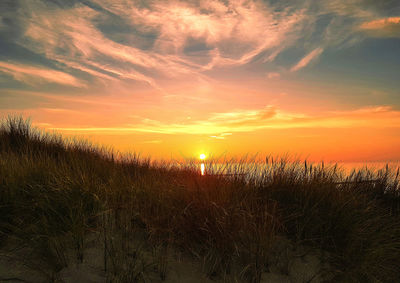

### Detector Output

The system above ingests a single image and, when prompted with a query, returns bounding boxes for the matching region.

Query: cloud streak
[0,61,83,87]
[360,17,400,38]
[0,0,394,91]
[290,47,324,72]
[47,105,400,135]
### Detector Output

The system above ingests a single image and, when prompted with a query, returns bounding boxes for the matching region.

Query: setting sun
[199,154,206,160]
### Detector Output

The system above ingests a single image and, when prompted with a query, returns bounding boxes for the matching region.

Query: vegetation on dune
[0,116,400,282]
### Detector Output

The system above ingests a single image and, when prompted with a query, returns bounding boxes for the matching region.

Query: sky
[0,0,400,162]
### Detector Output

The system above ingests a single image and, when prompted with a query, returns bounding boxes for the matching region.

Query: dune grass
[0,116,400,282]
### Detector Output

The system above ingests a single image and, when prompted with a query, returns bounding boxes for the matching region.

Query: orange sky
[5,86,400,162]
[1,0,400,162]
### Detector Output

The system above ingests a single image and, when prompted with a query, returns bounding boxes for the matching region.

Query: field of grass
[1,116,400,282]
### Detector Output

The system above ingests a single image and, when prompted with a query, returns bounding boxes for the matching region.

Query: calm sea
[195,161,400,176]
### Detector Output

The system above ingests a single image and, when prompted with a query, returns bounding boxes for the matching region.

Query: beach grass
[1,116,400,282]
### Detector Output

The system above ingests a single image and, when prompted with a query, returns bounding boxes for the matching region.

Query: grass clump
[0,116,400,282]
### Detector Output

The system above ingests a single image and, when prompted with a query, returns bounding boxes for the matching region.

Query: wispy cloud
[267,72,281,79]
[0,0,394,91]
[142,140,162,144]
[210,133,232,139]
[0,62,84,87]
[7,0,308,90]
[360,17,400,29]
[290,47,324,72]
[22,5,161,88]
[96,0,305,66]
[47,105,400,135]
[359,17,400,37]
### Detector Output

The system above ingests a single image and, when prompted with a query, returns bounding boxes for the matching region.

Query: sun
[199,153,206,160]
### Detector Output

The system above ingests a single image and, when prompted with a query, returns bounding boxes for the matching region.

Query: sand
[0,235,332,283]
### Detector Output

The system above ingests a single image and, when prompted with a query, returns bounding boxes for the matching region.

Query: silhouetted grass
[0,116,399,282]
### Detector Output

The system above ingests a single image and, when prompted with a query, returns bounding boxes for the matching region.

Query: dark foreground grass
[0,116,400,282]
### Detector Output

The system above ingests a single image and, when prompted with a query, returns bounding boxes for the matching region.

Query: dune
[1,117,399,282]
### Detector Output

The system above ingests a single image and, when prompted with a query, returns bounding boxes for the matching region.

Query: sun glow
[200,153,206,176]
[200,163,205,176]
